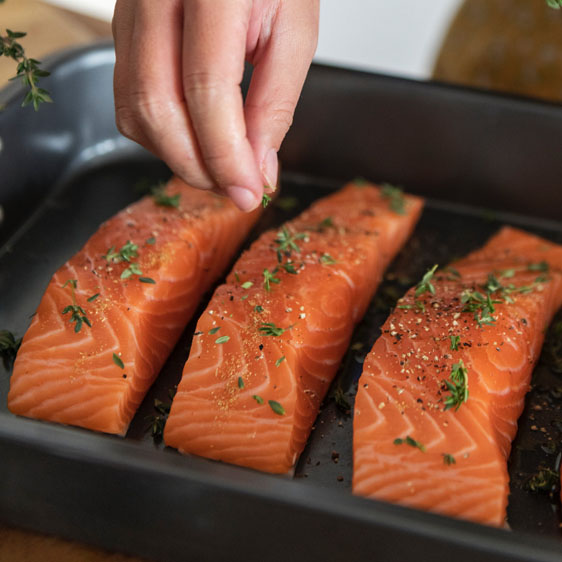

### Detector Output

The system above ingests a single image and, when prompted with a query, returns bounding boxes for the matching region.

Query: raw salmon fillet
[8,178,260,435]
[164,182,424,473]
[353,226,562,526]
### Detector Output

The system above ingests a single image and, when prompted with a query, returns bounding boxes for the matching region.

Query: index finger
[182,0,263,211]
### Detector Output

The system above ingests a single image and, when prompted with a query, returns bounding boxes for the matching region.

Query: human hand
[112,0,319,211]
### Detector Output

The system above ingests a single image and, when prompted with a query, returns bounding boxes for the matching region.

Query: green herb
[215,335,230,344]
[353,177,367,187]
[87,293,100,302]
[234,272,240,283]
[0,329,21,370]
[398,304,413,310]
[317,217,334,230]
[320,253,337,265]
[275,356,286,367]
[61,279,91,333]
[444,266,461,280]
[241,295,248,301]
[443,453,456,465]
[0,29,52,110]
[527,468,560,492]
[527,261,549,273]
[262,193,272,208]
[259,322,286,337]
[274,227,307,260]
[145,237,156,245]
[461,290,500,326]
[151,186,180,208]
[415,264,438,297]
[139,277,156,284]
[443,360,469,411]
[237,376,244,389]
[104,240,139,264]
[241,281,253,289]
[333,387,351,413]
[112,353,125,369]
[121,263,143,279]
[209,327,220,335]
[393,436,426,452]
[254,305,264,313]
[450,335,460,351]
[268,400,285,415]
[381,183,406,215]
[500,268,515,278]
[144,388,176,441]
[253,395,264,405]
[263,268,281,291]
[275,196,299,211]
[281,261,298,274]
[546,0,562,10]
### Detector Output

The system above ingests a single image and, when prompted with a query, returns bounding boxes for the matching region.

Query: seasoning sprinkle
[253,395,264,405]
[268,400,285,415]
[443,360,469,411]
[394,436,426,452]
[443,453,456,465]
[237,376,245,389]
[259,322,286,337]
[241,281,254,289]
[151,186,180,208]
[381,183,406,215]
[139,277,156,284]
[263,268,280,291]
[209,327,220,335]
[262,193,272,208]
[415,264,438,297]
[61,279,91,333]
[275,356,286,367]
[87,293,100,302]
[215,335,230,344]
[320,253,337,265]
[112,353,125,369]
[145,237,156,245]
[449,335,460,351]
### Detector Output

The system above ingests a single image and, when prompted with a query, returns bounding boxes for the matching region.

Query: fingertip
[261,148,279,191]
[226,185,261,212]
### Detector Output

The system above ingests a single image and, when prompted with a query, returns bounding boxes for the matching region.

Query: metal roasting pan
[1,41,562,562]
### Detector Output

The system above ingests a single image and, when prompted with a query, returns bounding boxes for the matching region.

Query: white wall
[45,0,463,79]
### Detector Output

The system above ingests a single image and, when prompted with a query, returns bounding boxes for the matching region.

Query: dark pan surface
[1,43,562,562]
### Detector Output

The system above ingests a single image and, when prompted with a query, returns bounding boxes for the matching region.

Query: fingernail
[262,148,278,191]
[226,185,259,212]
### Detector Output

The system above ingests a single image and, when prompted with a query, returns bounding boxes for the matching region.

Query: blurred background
[1,0,562,102]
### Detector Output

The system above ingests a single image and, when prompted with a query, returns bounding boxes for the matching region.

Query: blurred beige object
[0,0,111,86]
[433,0,562,103]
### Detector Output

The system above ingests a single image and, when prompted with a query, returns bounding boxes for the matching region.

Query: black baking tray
[1,42,562,562]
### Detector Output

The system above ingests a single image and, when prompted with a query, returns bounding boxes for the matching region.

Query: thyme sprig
[274,227,307,261]
[443,360,469,411]
[0,29,52,110]
[393,435,426,452]
[145,387,177,441]
[263,268,280,291]
[546,0,562,9]
[104,240,139,264]
[415,265,438,297]
[151,185,180,208]
[259,322,287,337]
[61,280,91,333]
[381,184,406,215]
